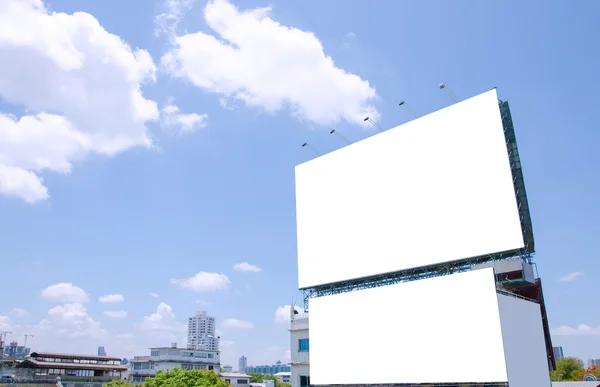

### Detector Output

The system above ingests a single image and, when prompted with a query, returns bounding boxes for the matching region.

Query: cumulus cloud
[38,303,108,339]
[171,271,231,293]
[103,310,128,319]
[275,305,305,324]
[160,0,378,126]
[559,272,583,282]
[11,308,29,318]
[41,283,89,304]
[140,302,186,333]
[221,318,253,329]
[98,294,125,304]
[233,262,261,272]
[0,0,160,203]
[551,324,600,336]
[161,98,208,133]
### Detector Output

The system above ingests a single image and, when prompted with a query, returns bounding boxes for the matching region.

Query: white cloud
[11,308,29,318]
[0,316,12,331]
[41,283,89,304]
[221,318,253,329]
[161,0,378,126]
[551,324,600,336]
[559,272,583,282]
[171,271,231,293]
[150,292,159,298]
[342,32,356,47]
[103,310,128,319]
[0,0,160,203]
[233,262,261,272]
[98,294,125,304]
[140,302,186,333]
[161,98,208,133]
[275,305,305,324]
[38,303,107,339]
[154,0,194,37]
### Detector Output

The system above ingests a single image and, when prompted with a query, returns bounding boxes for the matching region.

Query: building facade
[553,346,564,361]
[2,341,30,358]
[290,312,309,387]
[274,372,291,384]
[188,311,219,351]
[244,361,290,374]
[98,347,107,357]
[16,352,127,384]
[129,344,220,384]
[220,372,251,386]
[238,356,247,373]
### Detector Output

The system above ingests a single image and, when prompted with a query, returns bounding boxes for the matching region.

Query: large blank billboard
[309,268,509,385]
[295,89,524,289]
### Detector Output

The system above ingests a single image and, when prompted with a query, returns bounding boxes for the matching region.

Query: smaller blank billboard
[295,89,524,289]
[309,268,509,385]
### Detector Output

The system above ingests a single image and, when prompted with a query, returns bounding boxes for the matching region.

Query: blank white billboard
[295,89,524,288]
[309,268,509,385]
[498,293,551,387]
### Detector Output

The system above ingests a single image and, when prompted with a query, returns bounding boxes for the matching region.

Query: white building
[290,309,309,387]
[220,372,251,386]
[188,311,219,351]
[130,343,220,384]
[274,372,291,384]
[238,355,247,372]
[223,365,233,373]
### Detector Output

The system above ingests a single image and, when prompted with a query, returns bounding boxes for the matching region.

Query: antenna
[329,129,352,145]
[439,83,459,103]
[301,142,321,156]
[363,117,384,133]
[398,101,420,118]
[23,334,34,348]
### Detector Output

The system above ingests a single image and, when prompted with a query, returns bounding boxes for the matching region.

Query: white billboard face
[498,294,551,387]
[309,268,509,385]
[295,89,524,288]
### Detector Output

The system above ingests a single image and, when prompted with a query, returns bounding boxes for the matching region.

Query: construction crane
[24,334,34,347]
[0,331,11,343]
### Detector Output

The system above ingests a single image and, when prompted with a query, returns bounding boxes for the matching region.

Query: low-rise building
[289,309,309,387]
[274,372,291,384]
[220,372,251,386]
[223,365,233,373]
[130,344,220,384]
[16,352,127,383]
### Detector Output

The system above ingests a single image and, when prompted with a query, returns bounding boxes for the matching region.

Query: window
[225,379,231,384]
[300,376,310,387]
[298,339,309,352]
[150,351,159,356]
[237,379,248,384]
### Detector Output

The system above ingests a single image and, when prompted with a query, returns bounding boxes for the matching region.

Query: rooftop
[21,358,127,371]
[220,373,251,378]
[30,352,121,362]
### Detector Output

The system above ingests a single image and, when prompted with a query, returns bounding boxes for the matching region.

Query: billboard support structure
[301,98,536,312]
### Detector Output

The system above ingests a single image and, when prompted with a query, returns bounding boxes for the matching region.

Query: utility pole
[23,334,34,348]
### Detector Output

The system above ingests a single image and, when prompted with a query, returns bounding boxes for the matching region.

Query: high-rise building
[188,311,218,351]
[552,346,564,362]
[238,355,247,373]
[98,346,107,357]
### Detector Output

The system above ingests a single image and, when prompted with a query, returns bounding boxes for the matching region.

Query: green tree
[144,368,229,387]
[551,357,585,381]
[106,380,134,387]
[246,373,289,387]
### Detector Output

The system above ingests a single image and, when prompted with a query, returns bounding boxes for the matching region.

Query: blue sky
[0,0,598,368]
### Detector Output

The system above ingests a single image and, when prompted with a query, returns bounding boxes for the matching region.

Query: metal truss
[301,99,536,313]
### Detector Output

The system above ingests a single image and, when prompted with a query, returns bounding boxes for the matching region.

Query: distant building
[188,311,219,351]
[220,372,251,386]
[2,341,30,358]
[553,346,564,361]
[223,365,233,373]
[289,310,309,387]
[238,356,247,373]
[589,359,600,367]
[98,346,107,357]
[16,352,126,382]
[274,372,291,384]
[245,361,290,374]
[129,343,220,384]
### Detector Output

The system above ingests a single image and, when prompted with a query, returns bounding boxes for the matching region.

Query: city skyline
[0,0,599,368]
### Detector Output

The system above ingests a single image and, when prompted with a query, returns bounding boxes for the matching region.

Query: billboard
[296,89,524,289]
[309,268,509,385]
[309,268,549,386]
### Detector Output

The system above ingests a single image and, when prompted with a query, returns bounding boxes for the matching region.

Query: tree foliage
[144,368,229,387]
[551,357,585,381]
[106,380,134,387]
